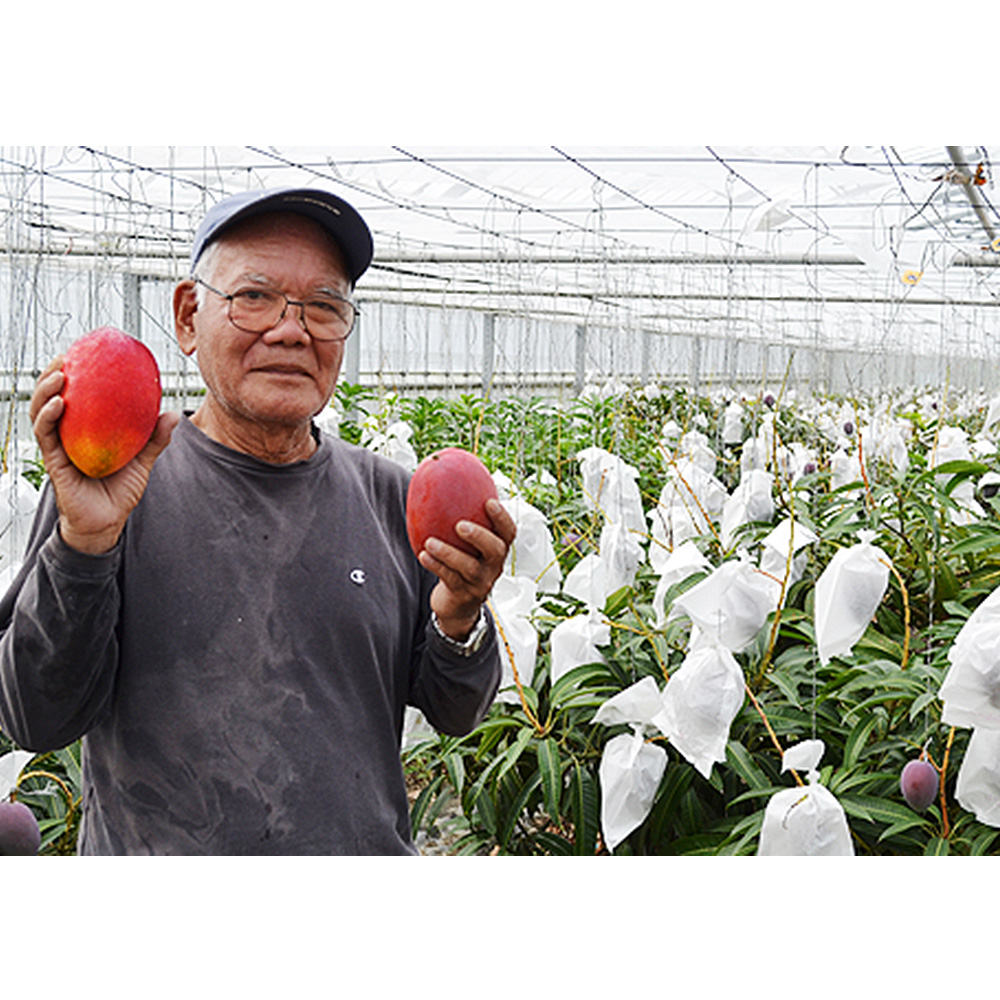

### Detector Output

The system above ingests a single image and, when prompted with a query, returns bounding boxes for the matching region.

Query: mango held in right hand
[406,447,498,558]
[58,326,162,478]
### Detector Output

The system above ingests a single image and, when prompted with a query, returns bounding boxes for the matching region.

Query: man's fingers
[135,411,180,469]
[485,498,517,545]
[29,364,65,426]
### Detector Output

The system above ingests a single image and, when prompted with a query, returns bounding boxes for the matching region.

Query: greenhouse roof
[3,145,1000,343]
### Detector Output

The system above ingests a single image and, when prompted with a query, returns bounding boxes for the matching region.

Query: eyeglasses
[194,277,358,342]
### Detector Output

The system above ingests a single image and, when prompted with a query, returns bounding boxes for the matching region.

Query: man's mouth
[255,365,310,377]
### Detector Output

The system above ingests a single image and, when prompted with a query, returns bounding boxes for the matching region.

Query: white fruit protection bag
[722,401,745,446]
[562,552,610,610]
[488,574,539,704]
[757,518,819,608]
[597,728,668,852]
[0,749,35,800]
[501,495,563,594]
[597,519,645,595]
[757,740,855,856]
[720,468,774,551]
[593,677,670,851]
[674,430,718,476]
[814,530,891,666]
[935,584,1000,827]
[938,585,1000,729]
[955,726,1000,827]
[549,611,611,686]
[651,540,711,628]
[657,635,745,779]
[362,419,418,472]
[648,457,726,551]
[671,557,775,653]
[576,447,646,533]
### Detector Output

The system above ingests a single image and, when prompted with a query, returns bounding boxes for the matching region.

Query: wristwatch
[431,607,490,656]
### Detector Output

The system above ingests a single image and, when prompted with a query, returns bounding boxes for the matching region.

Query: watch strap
[431,607,489,656]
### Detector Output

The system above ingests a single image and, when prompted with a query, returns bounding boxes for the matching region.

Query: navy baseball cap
[189,187,374,286]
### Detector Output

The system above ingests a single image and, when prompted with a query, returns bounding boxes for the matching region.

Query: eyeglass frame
[192,276,360,342]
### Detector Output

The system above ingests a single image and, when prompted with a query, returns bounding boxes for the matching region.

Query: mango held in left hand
[59,326,162,478]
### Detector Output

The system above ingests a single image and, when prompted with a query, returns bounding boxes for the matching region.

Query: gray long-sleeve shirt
[0,416,500,855]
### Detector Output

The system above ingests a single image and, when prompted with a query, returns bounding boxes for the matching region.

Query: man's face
[180,212,351,435]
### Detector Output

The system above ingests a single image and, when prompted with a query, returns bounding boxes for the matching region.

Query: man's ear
[174,280,199,356]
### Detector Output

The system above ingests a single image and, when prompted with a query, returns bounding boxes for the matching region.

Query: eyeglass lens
[229,288,355,341]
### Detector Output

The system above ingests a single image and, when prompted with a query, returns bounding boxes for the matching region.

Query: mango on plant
[0,800,40,855]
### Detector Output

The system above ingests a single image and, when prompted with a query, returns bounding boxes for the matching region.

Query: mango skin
[0,800,41,855]
[59,327,162,478]
[900,758,938,812]
[406,447,498,558]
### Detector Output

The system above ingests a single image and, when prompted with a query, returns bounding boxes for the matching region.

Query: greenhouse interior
[3,145,1000,856]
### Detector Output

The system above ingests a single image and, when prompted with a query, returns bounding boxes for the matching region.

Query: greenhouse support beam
[344,305,361,386]
[5,244,1000,272]
[574,325,586,395]
[483,313,496,395]
[360,290,1000,308]
[123,273,141,340]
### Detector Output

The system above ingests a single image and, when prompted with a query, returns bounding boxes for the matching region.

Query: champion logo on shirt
[350,568,366,585]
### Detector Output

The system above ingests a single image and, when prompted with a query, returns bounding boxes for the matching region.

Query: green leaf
[941,600,973,619]
[451,832,492,855]
[935,460,990,495]
[464,750,507,812]
[498,771,542,849]
[879,816,931,842]
[604,585,631,617]
[908,690,939,722]
[549,663,616,708]
[443,752,465,795]
[496,726,535,783]
[923,836,950,856]
[537,737,563,819]
[410,774,445,837]
[474,783,497,836]
[840,793,924,828]
[948,527,1000,556]
[930,459,989,476]
[532,830,574,855]
[970,828,1000,855]
[843,714,881,769]
[725,740,770,791]
[766,668,804,709]
[854,628,903,661]
[569,762,599,855]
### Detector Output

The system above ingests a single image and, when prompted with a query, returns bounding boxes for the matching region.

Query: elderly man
[0,188,514,855]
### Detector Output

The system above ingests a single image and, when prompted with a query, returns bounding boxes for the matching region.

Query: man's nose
[263,300,311,344]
